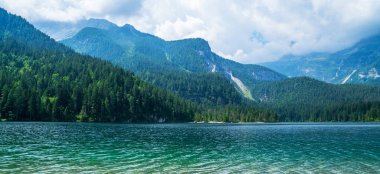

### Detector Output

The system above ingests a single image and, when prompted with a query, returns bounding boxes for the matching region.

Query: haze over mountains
[35,19,118,41]
[262,35,380,86]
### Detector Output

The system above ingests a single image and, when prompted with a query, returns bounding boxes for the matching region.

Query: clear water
[1,122,380,173]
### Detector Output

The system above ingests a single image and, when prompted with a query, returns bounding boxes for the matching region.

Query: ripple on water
[1,122,380,173]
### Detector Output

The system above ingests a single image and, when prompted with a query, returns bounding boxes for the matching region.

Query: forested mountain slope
[58,19,380,122]
[0,8,196,122]
[2,8,380,123]
[60,21,286,101]
[252,77,380,121]
[0,8,278,123]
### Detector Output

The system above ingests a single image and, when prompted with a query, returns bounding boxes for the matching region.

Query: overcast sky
[1,0,380,63]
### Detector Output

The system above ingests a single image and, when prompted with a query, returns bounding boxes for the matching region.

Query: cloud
[154,16,208,40]
[217,49,249,61]
[1,0,380,63]
[126,0,380,63]
[0,0,142,22]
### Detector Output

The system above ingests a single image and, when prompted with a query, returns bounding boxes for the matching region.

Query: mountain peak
[350,34,380,50]
[0,7,6,13]
[183,38,208,44]
[73,27,105,39]
[169,38,211,52]
[118,23,145,36]
[32,18,117,41]
[87,18,111,23]
[263,33,380,85]
[121,23,136,30]
[82,18,118,30]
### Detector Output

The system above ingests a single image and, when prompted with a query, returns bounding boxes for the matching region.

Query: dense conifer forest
[1,8,380,123]
[0,8,277,123]
[0,8,196,122]
[252,77,380,121]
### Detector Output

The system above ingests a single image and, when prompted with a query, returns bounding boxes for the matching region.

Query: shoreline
[1,120,380,125]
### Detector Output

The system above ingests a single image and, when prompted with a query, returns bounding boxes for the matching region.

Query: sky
[1,0,380,64]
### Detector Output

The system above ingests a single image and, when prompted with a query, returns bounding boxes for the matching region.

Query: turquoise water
[1,123,380,173]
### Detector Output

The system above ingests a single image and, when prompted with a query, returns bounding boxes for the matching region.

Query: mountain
[21,14,380,122]
[262,35,380,85]
[59,21,286,102]
[0,8,279,123]
[56,19,380,121]
[0,8,197,122]
[252,77,380,121]
[34,19,118,41]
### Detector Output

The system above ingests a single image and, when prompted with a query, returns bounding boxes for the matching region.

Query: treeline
[194,105,278,122]
[272,103,380,122]
[305,102,380,122]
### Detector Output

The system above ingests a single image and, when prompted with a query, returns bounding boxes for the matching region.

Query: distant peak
[87,18,110,22]
[166,38,211,53]
[82,18,118,30]
[121,24,137,30]
[118,23,145,36]
[0,7,6,13]
[72,27,105,39]
[79,27,102,32]
[186,38,208,43]
[354,34,380,47]
[174,38,209,46]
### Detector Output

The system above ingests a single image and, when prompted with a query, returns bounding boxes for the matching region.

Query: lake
[1,122,380,173]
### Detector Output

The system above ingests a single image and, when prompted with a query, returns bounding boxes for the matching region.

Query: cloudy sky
[1,0,380,63]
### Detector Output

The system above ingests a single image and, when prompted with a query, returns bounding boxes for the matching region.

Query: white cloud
[1,0,380,63]
[126,0,380,63]
[154,16,208,40]
[0,0,142,22]
[217,49,248,61]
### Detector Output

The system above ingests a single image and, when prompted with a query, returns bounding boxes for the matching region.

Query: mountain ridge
[262,34,380,85]
[2,8,380,122]
[59,19,287,101]
[0,8,197,122]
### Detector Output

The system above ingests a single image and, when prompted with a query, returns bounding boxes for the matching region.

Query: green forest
[0,9,195,122]
[1,8,380,123]
[139,71,243,105]
[0,8,275,123]
[252,77,380,121]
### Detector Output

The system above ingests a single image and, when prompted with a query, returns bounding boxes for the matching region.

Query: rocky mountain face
[262,35,380,86]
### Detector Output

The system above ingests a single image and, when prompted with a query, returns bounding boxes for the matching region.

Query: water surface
[1,122,380,173]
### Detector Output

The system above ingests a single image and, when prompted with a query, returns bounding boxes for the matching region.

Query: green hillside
[0,8,195,122]
[61,23,286,102]
[252,77,380,121]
